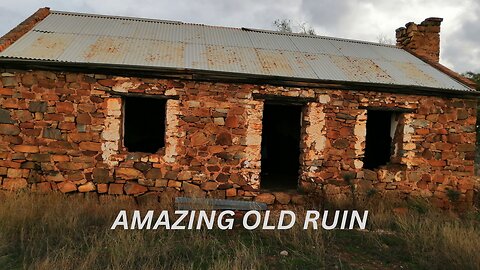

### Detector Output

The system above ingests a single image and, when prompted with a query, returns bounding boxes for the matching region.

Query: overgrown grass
[1,192,480,269]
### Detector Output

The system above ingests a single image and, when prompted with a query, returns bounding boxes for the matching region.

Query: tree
[273,19,293,33]
[376,33,394,45]
[298,22,316,35]
[273,19,316,35]
[463,72,480,90]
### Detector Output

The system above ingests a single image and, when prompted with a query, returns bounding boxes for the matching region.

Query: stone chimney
[395,17,443,62]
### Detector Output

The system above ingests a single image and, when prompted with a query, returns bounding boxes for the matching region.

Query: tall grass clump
[1,191,480,269]
[0,192,326,269]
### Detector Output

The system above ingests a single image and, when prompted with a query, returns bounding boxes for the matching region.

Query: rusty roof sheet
[0,10,473,91]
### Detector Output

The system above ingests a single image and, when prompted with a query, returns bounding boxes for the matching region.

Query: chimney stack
[395,17,443,62]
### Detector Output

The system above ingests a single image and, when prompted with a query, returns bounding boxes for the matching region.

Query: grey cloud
[301,0,350,29]
[441,2,480,72]
[456,14,480,44]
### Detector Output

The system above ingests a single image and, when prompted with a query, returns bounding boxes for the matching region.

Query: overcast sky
[0,0,478,73]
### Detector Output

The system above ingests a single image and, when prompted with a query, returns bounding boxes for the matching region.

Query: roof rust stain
[256,49,294,77]
[27,34,72,59]
[356,58,394,84]
[205,45,261,74]
[143,41,185,67]
[330,55,394,84]
[207,46,242,69]
[394,62,438,86]
[291,52,313,76]
[329,55,368,82]
[84,37,126,61]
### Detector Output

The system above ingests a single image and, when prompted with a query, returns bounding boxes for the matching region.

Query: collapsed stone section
[0,70,476,209]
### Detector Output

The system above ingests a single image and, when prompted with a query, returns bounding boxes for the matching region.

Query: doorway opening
[260,103,302,190]
[363,110,396,169]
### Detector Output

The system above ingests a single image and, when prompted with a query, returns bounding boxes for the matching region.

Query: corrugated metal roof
[0,10,473,91]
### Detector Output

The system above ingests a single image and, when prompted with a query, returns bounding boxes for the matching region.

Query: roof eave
[401,47,477,90]
[0,58,478,99]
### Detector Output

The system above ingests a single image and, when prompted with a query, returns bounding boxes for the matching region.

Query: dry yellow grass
[0,191,480,269]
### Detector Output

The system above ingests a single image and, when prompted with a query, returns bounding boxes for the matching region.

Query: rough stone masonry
[0,70,476,208]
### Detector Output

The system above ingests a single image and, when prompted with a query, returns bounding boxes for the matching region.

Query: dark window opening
[124,96,166,153]
[260,103,302,190]
[363,110,395,169]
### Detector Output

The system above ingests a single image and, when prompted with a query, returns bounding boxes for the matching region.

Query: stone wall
[0,69,476,208]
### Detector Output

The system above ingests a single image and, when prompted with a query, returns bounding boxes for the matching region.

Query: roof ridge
[50,9,398,49]
[50,10,184,25]
[241,27,398,48]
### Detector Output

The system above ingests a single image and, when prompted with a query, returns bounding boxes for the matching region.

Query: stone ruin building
[0,8,477,208]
